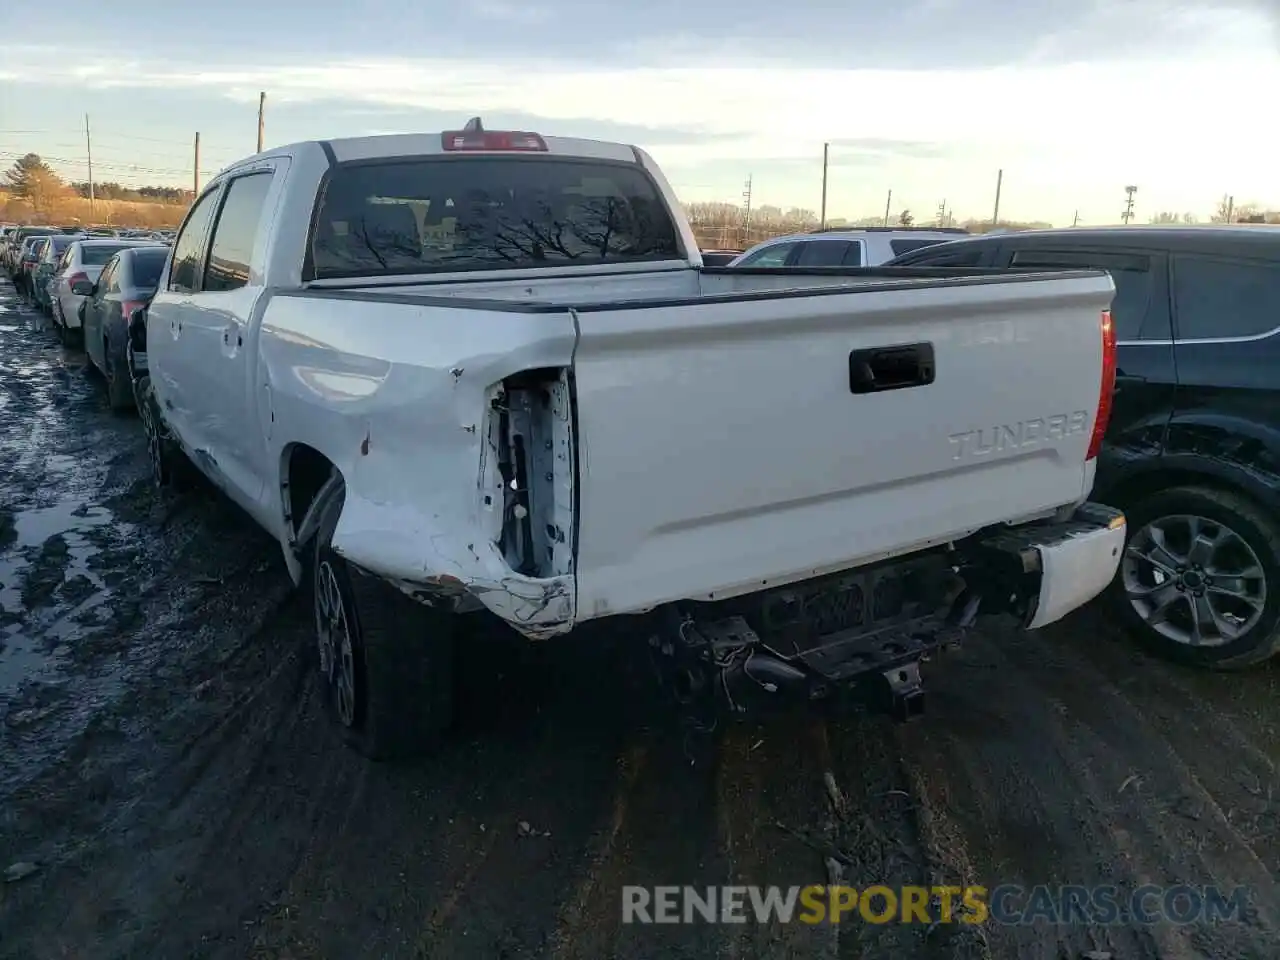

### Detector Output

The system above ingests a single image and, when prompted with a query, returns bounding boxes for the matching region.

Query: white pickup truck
[134,119,1126,759]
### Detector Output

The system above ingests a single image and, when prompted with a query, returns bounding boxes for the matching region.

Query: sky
[1,0,1279,226]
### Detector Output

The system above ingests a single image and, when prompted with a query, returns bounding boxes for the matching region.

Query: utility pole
[257,91,266,153]
[936,198,949,227]
[1226,195,1235,222]
[992,169,1003,227]
[193,132,201,197]
[1072,210,1080,227]
[741,175,753,246]
[84,113,95,219]
[819,142,829,229]
[1122,185,1137,225]
[883,189,892,227]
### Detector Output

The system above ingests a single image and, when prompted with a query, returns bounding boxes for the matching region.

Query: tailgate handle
[849,342,936,394]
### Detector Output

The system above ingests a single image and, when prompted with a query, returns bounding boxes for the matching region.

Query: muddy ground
[0,278,1278,960]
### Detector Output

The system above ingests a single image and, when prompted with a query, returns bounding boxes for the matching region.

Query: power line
[0,128,204,146]
[0,151,208,177]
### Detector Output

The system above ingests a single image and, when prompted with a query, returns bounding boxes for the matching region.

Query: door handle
[849,342,936,394]
[222,326,242,349]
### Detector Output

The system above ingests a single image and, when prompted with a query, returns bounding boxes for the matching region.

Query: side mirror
[71,279,94,296]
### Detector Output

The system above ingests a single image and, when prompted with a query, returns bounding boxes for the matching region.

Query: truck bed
[264,266,1114,627]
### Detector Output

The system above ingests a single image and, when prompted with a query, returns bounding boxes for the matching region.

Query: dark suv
[891,226,1280,669]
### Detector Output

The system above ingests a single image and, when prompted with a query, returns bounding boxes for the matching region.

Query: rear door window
[310,157,681,280]
[203,172,274,292]
[96,260,118,297]
[738,242,796,267]
[1171,255,1280,340]
[897,243,987,267]
[890,237,948,257]
[1008,248,1167,341]
[794,239,853,267]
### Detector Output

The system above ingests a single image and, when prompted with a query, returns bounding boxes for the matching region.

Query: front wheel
[1110,485,1280,668]
[311,497,456,760]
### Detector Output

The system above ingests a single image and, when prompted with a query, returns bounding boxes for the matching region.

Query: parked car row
[2,225,171,413]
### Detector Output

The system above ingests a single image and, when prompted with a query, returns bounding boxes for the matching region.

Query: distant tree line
[67,181,194,204]
[1,153,191,227]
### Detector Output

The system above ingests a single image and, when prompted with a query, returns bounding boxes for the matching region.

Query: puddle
[45,454,77,475]
[0,501,120,698]
[0,624,58,697]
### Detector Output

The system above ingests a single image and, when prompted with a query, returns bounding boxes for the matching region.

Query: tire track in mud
[892,613,1280,960]
[224,630,651,960]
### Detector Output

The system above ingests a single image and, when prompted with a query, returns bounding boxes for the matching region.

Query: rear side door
[997,245,1177,496]
[178,164,283,510]
[1164,253,1280,499]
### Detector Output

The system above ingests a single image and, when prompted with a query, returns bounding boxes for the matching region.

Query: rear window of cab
[308,157,682,280]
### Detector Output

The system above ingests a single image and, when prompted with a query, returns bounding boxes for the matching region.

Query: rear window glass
[81,244,130,265]
[130,249,169,287]
[310,157,681,279]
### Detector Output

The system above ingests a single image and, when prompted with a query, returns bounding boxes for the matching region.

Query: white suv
[727,227,970,268]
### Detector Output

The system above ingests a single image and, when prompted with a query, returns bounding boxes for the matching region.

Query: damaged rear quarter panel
[258,293,579,634]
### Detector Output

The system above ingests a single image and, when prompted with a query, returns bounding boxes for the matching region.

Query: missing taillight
[1086,309,1116,461]
[491,369,576,579]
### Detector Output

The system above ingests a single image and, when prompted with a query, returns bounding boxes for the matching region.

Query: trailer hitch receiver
[881,660,925,721]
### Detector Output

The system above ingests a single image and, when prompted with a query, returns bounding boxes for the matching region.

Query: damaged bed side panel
[256,294,580,636]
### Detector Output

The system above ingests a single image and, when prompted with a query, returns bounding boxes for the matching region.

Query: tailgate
[569,272,1115,618]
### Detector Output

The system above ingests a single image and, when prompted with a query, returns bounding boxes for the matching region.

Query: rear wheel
[137,376,197,490]
[1110,485,1280,668]
[103,335,135,413]
[311,496,456,760]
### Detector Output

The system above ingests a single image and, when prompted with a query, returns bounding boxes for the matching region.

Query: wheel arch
[1097,456,1280,520]
[280,441,346,585]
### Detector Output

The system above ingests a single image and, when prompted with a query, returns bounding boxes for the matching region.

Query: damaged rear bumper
[975,501,1126,629]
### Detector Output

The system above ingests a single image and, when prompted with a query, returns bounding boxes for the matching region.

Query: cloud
[3,1,1278,223]
[471,0,552,23]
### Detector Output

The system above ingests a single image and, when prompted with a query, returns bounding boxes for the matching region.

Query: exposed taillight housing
[121,299,146,320]
[1086,309,1117,461]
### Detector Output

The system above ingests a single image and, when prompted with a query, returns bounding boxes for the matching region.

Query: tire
[103,335,135,413]
[311,497,456,760]
[137,376,197,491]
[1109,485,1280,669]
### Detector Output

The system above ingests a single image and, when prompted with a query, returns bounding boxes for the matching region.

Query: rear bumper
[975,502,1125,629]
[1025,503,1126,628]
